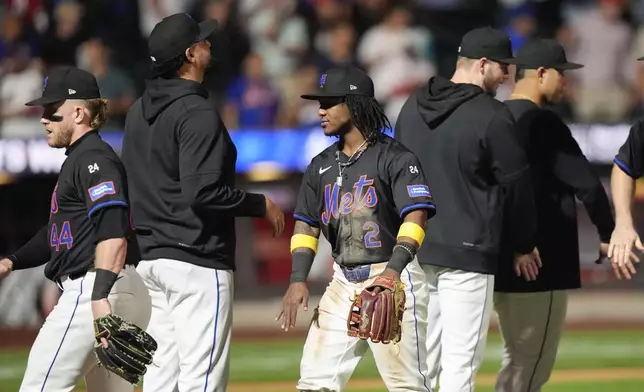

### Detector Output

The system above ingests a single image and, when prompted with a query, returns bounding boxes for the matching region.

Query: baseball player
[0,66,151,391]
[608,55,644,279]
[394,27,541,392]
[277,66,436,392]
[495,38,618,392]
[120,13,285,392]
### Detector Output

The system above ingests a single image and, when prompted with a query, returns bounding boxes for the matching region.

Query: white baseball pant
[136,258,233,392]
[423,265,494,392]
[297,259,432,392]
[19,265,151,392]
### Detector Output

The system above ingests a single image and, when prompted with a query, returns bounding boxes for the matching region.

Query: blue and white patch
[88,181,116,202]
[319,73,327,88]
[407,185,431,198]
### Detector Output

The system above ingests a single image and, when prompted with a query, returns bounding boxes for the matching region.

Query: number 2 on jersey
[50,221,73,251]
[363,221,382,248]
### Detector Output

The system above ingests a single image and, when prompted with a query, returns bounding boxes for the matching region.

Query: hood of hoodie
[417,76,485,129]
[142,78,208,123]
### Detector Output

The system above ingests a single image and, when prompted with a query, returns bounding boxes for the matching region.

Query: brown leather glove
[347,276,406,344]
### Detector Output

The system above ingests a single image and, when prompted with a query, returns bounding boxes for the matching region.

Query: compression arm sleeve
[9,225,50,270]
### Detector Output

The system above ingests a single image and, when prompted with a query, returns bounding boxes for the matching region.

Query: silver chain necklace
[335,139,369,187]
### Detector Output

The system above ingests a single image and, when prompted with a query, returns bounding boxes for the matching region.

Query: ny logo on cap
[319,73,327,88]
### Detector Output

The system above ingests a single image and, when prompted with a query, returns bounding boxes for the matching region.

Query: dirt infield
[222,368,644,392]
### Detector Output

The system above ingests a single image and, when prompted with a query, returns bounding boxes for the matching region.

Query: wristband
[7,254,18,266]
[386,242,418,273]
[290,251,315,283]
[397,222,426,246]
[290,234,319,253]
[91,269,119,301]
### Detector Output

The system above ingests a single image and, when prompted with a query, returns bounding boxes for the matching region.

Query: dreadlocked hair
[344,95,391,145]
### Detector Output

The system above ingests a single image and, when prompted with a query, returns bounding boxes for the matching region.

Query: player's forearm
[92,238,126,301]
[95,238,127,274]
[387,210,427,273]
[289,220,321,284]
[9,225,50,271]
[611,164,636,227]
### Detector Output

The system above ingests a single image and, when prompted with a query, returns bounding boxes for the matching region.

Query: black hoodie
[395,76,537,274]
[121,78,266,271]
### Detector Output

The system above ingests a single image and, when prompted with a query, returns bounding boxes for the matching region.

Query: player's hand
[0,258,13,279]
[92,299,113,348]
[264,197,285,237]
[276,282,309,332]
[514,247,542,281]
[607,225,642,280]
[370,268,401,294]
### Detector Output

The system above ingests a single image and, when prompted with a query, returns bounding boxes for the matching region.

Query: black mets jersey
[294,135,436,266]
[45,131,135,281]
[614,120,644,179]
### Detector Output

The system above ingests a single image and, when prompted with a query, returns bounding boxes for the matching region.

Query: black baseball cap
[458,27,519,64]
[148,13,218,66]
[301,66,375,100]
[515,38,583,70]
[25,66,101,106]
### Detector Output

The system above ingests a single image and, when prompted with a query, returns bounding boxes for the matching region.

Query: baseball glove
[347,276,406,344]
[93,314,158,384]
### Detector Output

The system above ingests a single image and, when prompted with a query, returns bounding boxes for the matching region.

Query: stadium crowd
[1,0,644,139]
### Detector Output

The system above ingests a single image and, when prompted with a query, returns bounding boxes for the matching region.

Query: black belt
[68,270,86,280]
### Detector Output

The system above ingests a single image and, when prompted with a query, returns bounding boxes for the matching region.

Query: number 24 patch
[407,185,431,198]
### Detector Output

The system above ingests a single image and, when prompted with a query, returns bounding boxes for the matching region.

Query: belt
[68,270,87,280]
[340,264,371,283]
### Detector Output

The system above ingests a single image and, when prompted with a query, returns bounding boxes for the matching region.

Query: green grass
[1,330,643,391]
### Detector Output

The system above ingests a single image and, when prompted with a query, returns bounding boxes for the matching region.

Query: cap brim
[197,19,219,41]
[556,62,584,70]
[25,96,64,106]
[300,93,347,100]
[638,56,644,61]
[491,57,520,65]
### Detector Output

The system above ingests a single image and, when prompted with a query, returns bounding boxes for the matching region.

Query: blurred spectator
[311,0,353,56]
[316,22,359,71]
[222,53,281,130]
[78,37,135,131]
[357,4,436,122]
[280,61,321,128]
[352,0,391,36]
[0,44,42,139]
[196,0,251,110]
[0,11,38,62]
[246,0,309,83]
[563,0,635,123]
[138,0,195,38]
[39,1,86,68]
[504,4,537,53]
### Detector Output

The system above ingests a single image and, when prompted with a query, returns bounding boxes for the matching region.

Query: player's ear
[537,67,546,83]
[73,104,86,125]
[478,58,488,75]
[185,45,196,63]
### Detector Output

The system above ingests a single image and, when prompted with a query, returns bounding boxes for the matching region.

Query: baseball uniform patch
[407,185,431,198]
[88,181,116,202]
